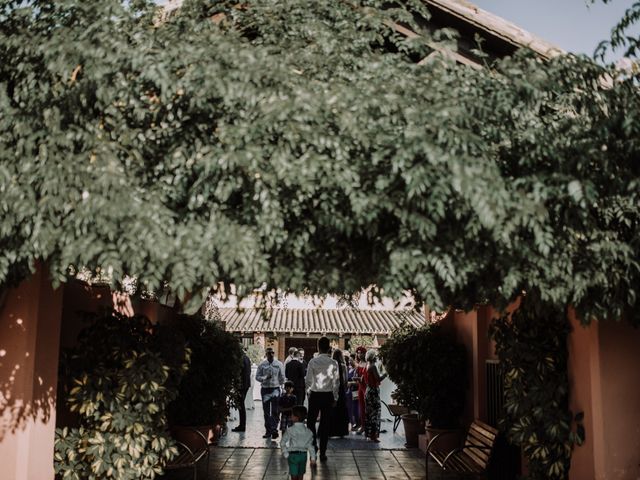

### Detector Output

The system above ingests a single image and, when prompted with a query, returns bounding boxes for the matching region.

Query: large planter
[211,424,224,445]
[401,413,425,447]
[425,425,463,453]
[418,433,428,453]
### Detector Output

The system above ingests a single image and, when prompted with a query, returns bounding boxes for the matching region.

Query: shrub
[167,315,243,426]
[54,309,189,480]
[380,322,466,428]
[246,343,265,365]
[490,297,584,480]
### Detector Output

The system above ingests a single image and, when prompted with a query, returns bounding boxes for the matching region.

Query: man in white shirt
[256,347,285,439]
[305,336,339,462]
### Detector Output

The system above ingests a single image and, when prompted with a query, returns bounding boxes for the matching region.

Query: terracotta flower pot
[401,413,425,447]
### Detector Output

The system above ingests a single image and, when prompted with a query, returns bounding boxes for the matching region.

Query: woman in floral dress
[364,349,387,442]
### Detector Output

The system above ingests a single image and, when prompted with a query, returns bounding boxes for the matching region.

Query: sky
[471,0,636,59]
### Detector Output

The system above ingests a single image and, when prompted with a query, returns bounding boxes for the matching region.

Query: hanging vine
[489,296,585,480]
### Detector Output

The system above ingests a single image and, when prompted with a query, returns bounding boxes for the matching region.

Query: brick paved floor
[163,403,463,479]
[206,447,440,479]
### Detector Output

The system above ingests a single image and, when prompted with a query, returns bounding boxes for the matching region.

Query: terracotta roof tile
[218,308,426,335]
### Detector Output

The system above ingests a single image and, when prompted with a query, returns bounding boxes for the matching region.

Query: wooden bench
[426,420,497,479]
[382,401,410,433]
[165,427,209,480]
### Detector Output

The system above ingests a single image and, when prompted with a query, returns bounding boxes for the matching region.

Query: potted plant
[167,314,243,445]
[380,322,467,448]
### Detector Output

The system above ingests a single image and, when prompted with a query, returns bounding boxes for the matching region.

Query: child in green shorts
[281,405,316,479]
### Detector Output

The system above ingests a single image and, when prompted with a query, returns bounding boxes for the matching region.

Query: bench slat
[464,435,491,454]
[469,426,495,443]
[465,445,489,464]
[446,453,482,473]
[463,446,489,468]
[470,421,497,441]
[446,455,469,472]
[429,421,497,475]
[467,430,492,448]
[474,419,498,435]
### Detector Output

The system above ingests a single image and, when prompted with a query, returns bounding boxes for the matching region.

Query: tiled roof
[426,0,563,59]
[218,308,426,335]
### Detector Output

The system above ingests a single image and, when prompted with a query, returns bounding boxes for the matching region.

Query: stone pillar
[0,267,63,480]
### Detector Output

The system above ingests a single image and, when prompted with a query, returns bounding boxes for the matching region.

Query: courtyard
[165,404,464,479]
[2,1,640,479]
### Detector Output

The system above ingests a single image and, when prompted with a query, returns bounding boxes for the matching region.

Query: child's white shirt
[281,422,316,461]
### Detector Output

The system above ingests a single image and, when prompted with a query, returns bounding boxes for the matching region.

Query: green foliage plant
[54,309,190,480]
[489,296,585,480]
[380,323,466,428]
[594,0,640,61]
[1,0,638,328]
[167,315,243,426]
[348,334,375,350]
[246,343,265,365]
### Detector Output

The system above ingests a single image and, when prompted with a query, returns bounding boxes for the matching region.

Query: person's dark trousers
[347,393,357,426]
[352,397,360,426]
[307,391,334,456]
[261,387,280,435]
[294,386,306,406]
[237,387,250,428]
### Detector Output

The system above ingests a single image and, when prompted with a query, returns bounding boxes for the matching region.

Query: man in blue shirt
[255,346,285,439]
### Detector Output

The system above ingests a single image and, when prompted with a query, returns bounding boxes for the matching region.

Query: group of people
[233,337,387,479]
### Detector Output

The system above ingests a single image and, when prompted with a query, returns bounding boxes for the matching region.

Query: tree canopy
[1,0,639,324]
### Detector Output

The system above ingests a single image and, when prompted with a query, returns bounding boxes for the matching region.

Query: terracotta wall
[568,310,601,480]
[59,281,178,351]
[597,319,640,479]
[56,281,181,428]
[441,305,496,425]
[569,311,640,480]
[0,273,182,480]
[58,281,113,350]
[0,268,63,480]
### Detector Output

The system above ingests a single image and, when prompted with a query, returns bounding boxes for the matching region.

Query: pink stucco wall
[55,280,180,429]
[441,305,496,425]
[568,309,601,480]
[1,273,180,480]
[596,320,640,479]
[0,267,63,480]
[448,302,640,480]
[569,311,640,480]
